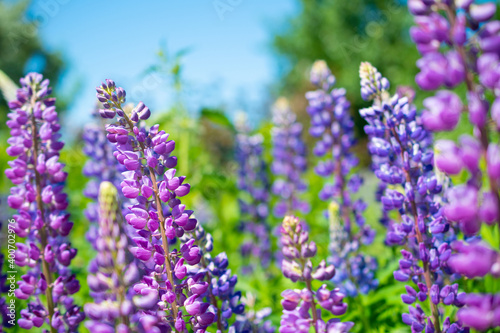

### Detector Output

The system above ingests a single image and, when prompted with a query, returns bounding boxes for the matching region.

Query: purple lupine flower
[5,73,84,332]
[408,0,500,236]
[359,63,467,333]
[82,112,127,244]
[271,98,309,217]
[184,216,274,333]
[305,60,377,297]
[407,5,500,330]
[96,80,213,332]
[457,294,500,331]
[448,241,499,279]
[235,114,272,272]
[84,182,140,332]
[279,216,353,333]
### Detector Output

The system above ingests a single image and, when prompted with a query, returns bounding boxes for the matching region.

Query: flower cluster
[5,73,84,332]
[96,80,214,332]
[359,63,466,332]
[235,114,272,272]
[271,98,309,217]
[408,1,500,330]
[186,221,274,333]
[82,110,127,244]
[279,216,353,333]
[306,60,378,297]
[84,182,140,332]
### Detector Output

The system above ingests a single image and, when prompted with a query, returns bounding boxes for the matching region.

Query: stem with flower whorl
[108,97,180,321]
[29,99,56,333]
[96,80,212,332]
[6,73,83,332]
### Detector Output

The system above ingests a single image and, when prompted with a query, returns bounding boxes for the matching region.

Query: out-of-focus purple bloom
[271,98,309,216]
[449,241,499,279]
[457,294,500,331]
[306,61,378,297]
[235,114,272,272]
[6,73,84,331]
[422,91,462,132]
[84,182,140,332]
[279,216,353,332]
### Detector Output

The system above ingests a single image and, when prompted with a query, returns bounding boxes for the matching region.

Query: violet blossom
[305,60,378,297]
[6,73,84,332]
[279,216,353,333]
[96,79,213,332]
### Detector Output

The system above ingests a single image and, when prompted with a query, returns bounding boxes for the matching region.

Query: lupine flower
[5,73,84,332]
[96,80,213,332]
[235,113,272,272]
[279,216,353,333]
[82,111,128,245]
[184,221,275,333]
[359,63,466,333]
[271,98,309,217]
[84,182,140,332]
[407,3,500,330]
[457,294,500,331]
[448,241,499,279]
[306,60,378,297]
[408,0,500,235]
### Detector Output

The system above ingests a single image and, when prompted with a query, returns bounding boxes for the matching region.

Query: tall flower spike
[235,113,272,272]
[306,60,378,297]
[82,110,128,244]
[359,63,466,333]
[5,73,84,332]
[407,2,500,331]
[96,80,213,332]
[407,0,500,237]
[85,182,140,332]
[271,98,309,217]
[279,216,354,333]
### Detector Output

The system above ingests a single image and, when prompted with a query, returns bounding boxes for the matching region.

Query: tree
[272,0,422,135]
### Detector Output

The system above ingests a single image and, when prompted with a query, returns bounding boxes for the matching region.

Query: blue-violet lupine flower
[306,60,378,297]
[6,73,84,332]
[84,182,141,332]
[235,114,272,272]
[271,98,309,217]
[96,80,214,332]
[359,63,467,333]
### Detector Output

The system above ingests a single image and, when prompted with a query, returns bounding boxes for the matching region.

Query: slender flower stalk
[279,216,353,333]
[96,80,213,332]
[84,182,140,332]
[306,60,378,297]
[235,113,272,272]
[271,98,309,217]
[359,63,466,333]
[5,73,84,332]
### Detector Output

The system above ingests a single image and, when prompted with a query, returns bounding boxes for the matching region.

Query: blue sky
[25,0,298,130]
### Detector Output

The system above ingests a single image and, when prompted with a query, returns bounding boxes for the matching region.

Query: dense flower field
[1,0,500,332]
